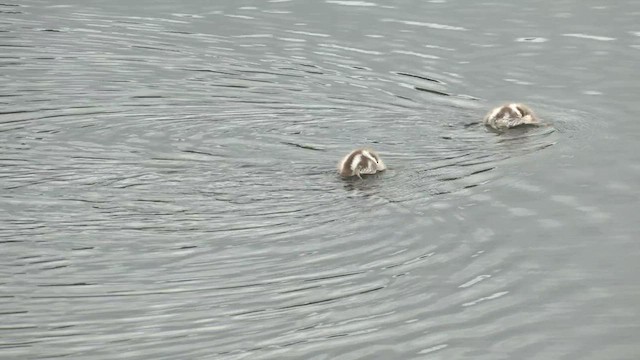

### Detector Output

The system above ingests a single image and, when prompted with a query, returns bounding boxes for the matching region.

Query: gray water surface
[2,1,640,359]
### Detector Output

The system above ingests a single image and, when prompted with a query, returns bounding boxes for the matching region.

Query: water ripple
[1,0,627,359]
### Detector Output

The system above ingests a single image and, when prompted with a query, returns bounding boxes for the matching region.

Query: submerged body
[338,148,386,178]
[483,103,540,130]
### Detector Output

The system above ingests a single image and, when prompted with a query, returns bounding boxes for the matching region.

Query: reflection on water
[2,0,639,359]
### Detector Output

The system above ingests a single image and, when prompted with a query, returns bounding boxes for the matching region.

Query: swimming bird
[483,103,540,130]
[338,148,386,179]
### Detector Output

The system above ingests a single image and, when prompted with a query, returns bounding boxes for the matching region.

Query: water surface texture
[2,0,639,359]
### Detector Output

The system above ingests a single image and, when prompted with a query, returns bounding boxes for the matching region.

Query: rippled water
[2,0,640,359]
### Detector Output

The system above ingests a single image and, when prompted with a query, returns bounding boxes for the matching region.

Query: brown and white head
[338,148,386,179]
[483,103,540,130]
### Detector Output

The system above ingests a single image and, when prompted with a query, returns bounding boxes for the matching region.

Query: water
[2,0,639,359]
